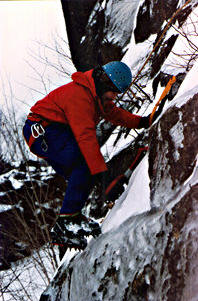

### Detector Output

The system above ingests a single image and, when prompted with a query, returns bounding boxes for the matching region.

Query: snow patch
[124,33,157,74]
[0,204,13,213]
[105,0,144,47]
[101,126,138,161]
[175,58,198,99]
[184,155,198,187]
[163,58,198,112]
[0,246,59,301]
[0,169,24,189]
[169,112,184,161]
[102,154,150,233]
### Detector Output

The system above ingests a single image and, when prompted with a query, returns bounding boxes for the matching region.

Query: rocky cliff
[40,65,198,300]
[61,0,195,71]
[39,1,198,299]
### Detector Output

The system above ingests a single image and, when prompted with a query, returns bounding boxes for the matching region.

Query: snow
[0,246,59,301]
[102,154,151,233]
[101,126,138,161]
[169,111,184,161]
[175,58,198,99]
[184,154,198,187]
[105,0,144,47]
[161,6,198,76]
[123,33,157,75]
[0,169,24,189]
[0,166,55,191]
[164,59,198,112]
[0,204,13,213]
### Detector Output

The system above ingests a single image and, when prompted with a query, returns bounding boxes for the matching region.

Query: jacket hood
[72,69,106,115]
[72,70,97,99]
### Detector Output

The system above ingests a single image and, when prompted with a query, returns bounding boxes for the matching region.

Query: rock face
[61,0,194,71]
[39,89,198,300]
[60,0,98,71]
[38,2,198,300]
[149,93,198,208]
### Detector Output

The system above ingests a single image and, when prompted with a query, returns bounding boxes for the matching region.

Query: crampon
[50,213,101,250]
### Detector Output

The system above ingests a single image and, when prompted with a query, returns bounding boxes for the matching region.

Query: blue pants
[23,120,92,214]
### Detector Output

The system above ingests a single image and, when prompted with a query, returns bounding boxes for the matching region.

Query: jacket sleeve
[103,101,142,128]
[61,92,107,175]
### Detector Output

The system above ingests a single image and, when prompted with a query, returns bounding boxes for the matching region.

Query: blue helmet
[102,61,132,93]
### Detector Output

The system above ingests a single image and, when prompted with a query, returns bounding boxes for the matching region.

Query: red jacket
[30,70,142,175]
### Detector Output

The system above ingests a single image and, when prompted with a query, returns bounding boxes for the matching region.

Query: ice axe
[105,146,148,201]
[149,75,176,126]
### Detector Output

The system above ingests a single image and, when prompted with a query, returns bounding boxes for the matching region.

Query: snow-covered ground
[0,246,59,301]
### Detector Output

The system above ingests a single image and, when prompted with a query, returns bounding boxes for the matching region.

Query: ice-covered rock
[39,87,198,301]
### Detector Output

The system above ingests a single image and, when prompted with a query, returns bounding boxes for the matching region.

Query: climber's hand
[138,97,167,128]
[92,171,108,202]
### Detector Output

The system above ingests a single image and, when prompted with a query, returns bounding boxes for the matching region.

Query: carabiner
[31,123,45,138]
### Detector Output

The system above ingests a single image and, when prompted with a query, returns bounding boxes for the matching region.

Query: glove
[92,171,108,202]
[138,116,150,129]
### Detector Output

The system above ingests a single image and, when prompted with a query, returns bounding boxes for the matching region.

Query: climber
[23,61,156,250]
